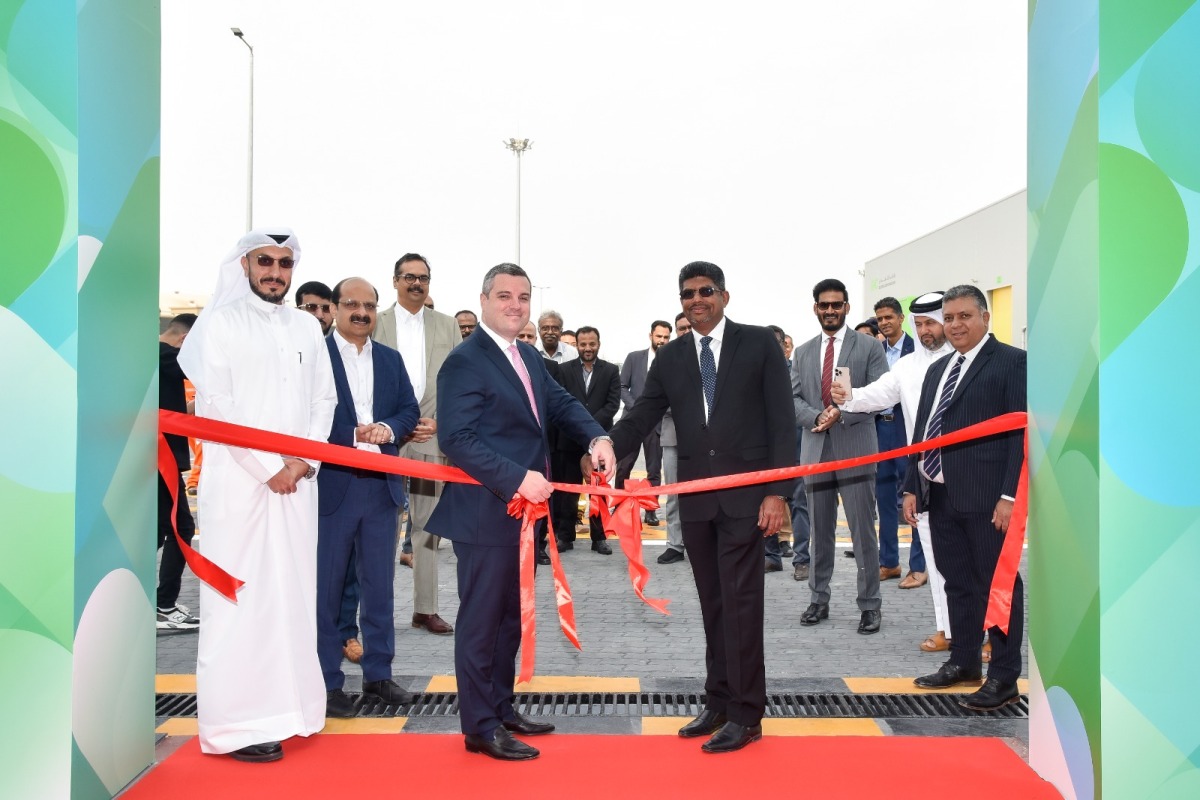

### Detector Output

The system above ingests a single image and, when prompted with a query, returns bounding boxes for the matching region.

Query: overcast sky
[161,1,1026,361]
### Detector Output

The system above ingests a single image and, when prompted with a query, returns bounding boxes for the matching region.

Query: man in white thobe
[178,228,337,763]
[832,292,955,653]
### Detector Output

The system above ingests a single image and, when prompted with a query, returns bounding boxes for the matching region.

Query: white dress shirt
[394,306,427,402]
[332,328,381,453]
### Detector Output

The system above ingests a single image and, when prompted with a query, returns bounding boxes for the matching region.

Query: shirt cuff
[1000,494,1015,502]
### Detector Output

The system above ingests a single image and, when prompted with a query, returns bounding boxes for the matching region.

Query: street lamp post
[503,138,532,264]
[232,28,254,231]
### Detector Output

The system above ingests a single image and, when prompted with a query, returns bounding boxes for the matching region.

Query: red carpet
[123,734,1060,799]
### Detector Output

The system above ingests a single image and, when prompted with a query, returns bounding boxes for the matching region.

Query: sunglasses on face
[816,301,846,311]
[299,303,331,313]
[679,286,719,300]
[255,254,295,268]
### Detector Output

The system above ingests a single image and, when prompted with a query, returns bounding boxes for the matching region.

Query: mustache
[350,315,372,324]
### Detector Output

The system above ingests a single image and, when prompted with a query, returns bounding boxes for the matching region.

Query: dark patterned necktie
[922,354,966,480]
[700,336,716,415]
[820,335,835,408]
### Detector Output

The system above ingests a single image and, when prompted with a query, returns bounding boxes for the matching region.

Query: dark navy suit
[316,335,419,691]
[877,332,923,572]
[427,328,605,737]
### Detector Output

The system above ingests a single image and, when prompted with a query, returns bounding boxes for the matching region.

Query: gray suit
[373,304,461,614]
[792,328,889,610]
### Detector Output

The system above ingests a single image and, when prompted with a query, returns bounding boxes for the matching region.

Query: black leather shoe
[502,711,556,735]
[701,721,763,753]
[959,677,1020,712]
[764,559,782,573]
[326,689,356,718]
[644,511,661,526]
[229,741,282,763]
[799,603,829,625]
[536,551,551,565]
[592,540,612,555]
[657,547,685,564]
[678,709,728,738]
[464,727,539,761]
[857,609,881,634]
[557,540,573,552]
[914,661,984,689]
[362,679,413,705]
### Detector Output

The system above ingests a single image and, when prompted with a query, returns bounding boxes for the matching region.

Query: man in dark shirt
[158,313,200,630]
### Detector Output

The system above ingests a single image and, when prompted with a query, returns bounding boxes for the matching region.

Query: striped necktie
[921,354,965,480]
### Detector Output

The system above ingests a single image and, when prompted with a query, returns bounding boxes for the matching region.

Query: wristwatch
[587,435,614,455]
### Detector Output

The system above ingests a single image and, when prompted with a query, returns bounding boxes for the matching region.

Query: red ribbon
[156,435,245,601]
[160,409,1029,662]
[983,430,1029,634]
[506,497,581,684]
[590,477,670,616]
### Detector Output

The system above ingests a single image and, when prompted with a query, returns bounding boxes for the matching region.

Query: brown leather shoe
[919,631,950,652]
[880,566,902,581]
[342,637,363,663]
[398,552,414,568]
[898,570,928,589]
[412,612,454,635]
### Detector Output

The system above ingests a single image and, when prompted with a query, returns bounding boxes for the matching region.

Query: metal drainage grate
[157,691,1026,720]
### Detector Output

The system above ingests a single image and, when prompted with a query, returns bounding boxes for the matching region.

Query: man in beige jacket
[373,253,461,634]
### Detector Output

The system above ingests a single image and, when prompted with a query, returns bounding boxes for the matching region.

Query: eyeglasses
[338,300,378,312]
[816,301,846,311]
[539,324,562,333]
[679,286,719,300]
[298,303,331,314]
[459,324,476,331]
[396,273,431,285]
[256,254,295,268]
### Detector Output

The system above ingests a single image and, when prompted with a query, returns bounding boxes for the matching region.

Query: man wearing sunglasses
[295,281,334,335]
[178,228,337,763]
[792,278,890,636]
[600,262,796,753]
[373,253,461,635]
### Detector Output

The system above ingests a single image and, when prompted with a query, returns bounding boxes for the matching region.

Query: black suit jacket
[904,335,1025,513]
[554,358,620,455]
[609,319,796,521]
[159,342,191,470]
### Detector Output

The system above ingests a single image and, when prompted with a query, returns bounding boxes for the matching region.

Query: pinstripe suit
[904,335,1025,682]
[792,328,890,610]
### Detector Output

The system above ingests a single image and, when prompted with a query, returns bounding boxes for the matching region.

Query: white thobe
[839,339,956,636]
[188,293,337,754]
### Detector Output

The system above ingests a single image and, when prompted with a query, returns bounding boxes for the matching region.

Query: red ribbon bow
[590,476,670,616]
[506,496,580,684]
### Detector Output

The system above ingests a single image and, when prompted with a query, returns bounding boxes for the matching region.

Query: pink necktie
[508,344,541,424]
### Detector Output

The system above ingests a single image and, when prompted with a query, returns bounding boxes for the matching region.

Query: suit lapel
[838,329,855,366]
[711,321,740,413]
[682,333,701,393]
[326,336,354,415]
[478,334,538,424]
[949,336,994,406]
[370,344,389,421]
[420,307,437,388]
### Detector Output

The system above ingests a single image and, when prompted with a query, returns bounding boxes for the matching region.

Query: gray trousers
[400,448,445,614]
[806,441,881,611]
[661,445,684,552]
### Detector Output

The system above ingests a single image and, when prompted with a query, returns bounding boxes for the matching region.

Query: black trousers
[156,473,196,609]
[683,510,767,726]
[549,450,604,545]
[614,429,662,489]
[928,483,1024,684]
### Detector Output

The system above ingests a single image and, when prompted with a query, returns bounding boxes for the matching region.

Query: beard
[250,278,287,304]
